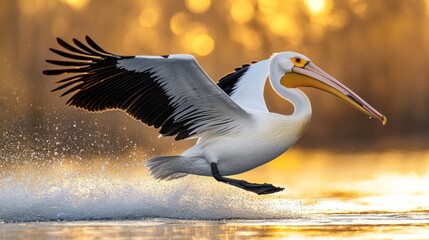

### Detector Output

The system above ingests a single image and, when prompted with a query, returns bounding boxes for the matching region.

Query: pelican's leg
[210,163,284,195]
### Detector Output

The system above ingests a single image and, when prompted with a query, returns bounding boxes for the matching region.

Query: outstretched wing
[43,36,251,140]
[217,60,270,112]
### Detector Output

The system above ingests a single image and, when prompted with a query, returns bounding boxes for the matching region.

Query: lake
[1,149,428,239]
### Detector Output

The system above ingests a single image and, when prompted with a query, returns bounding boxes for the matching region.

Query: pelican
[43,36,386,195]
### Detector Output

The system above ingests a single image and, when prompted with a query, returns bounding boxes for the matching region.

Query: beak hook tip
[382,115,387,125]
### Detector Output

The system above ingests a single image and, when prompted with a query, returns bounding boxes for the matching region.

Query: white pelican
[43,36,386,195]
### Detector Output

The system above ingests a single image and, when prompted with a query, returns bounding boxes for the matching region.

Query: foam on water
[0,159,305,222]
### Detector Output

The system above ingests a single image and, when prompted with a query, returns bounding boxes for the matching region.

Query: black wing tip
[72,37,86,48]
[45,59,94,66]
[50,36,114,59]
[56,37,64,44]
[84,35,97,46]
[55,35,91,46]
[43,69,77,75]
[84,35,113,55]
[49,47,58,53]
[42,69,52,75]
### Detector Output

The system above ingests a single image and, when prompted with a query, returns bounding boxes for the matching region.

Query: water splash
[0,158,304,222]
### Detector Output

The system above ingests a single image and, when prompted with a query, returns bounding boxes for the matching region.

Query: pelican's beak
[281,62,387,125]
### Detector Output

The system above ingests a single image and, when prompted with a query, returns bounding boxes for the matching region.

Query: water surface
[2,214,429,239]
[1,150,428,239]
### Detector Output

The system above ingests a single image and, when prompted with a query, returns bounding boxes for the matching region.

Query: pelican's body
[181,109,310,176]
[44,36,386,194]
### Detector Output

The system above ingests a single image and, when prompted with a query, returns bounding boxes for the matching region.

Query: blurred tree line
[0,0,428,157]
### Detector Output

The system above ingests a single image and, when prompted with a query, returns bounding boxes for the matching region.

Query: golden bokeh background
[1,0,429,208]
[1,0,429,150]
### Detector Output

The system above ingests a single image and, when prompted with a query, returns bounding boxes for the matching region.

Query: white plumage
[44,36,386,194]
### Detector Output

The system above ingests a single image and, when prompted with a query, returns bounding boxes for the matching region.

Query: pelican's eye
[291,57,307,68]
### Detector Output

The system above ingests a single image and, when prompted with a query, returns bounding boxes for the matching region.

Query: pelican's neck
[269,59,312,120]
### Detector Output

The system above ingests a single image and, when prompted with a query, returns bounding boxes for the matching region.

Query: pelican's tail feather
[145,156,188,180]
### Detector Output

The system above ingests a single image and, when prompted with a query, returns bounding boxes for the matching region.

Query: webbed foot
[210,163,284,195]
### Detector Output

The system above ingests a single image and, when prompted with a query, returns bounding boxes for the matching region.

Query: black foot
[210,163,284,195]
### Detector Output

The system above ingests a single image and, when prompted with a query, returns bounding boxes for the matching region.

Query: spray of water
[0,155,305,222]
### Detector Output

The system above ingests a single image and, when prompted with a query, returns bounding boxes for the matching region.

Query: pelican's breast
[208,111,311,175]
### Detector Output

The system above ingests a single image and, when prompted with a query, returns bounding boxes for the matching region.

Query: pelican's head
[274,52,387,125]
